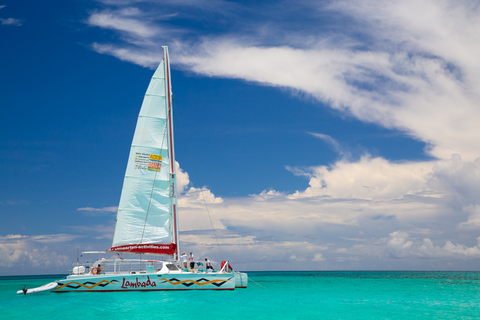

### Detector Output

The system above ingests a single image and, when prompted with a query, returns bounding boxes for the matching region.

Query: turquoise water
[2,271,480,319]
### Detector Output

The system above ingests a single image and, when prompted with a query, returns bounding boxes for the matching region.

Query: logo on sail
[134,153,163,171]
[148,154,162,172]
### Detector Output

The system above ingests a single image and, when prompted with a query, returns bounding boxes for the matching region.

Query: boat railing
[71,259,167,275]
[220,260,234,273]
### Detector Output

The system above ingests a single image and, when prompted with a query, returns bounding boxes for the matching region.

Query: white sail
[111,46,178,257]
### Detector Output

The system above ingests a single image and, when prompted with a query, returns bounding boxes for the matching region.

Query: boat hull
[52,272,235,292]
[235,272,248,288]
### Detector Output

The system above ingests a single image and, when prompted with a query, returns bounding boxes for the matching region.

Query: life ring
[91,267,98,275]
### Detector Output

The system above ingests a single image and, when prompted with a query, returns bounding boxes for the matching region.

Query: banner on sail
[110,243,176,254]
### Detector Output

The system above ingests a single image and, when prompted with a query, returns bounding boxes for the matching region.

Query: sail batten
[130,145,169,149]
[111,47,177,256]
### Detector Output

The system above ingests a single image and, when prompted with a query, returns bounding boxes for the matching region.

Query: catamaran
[18,46,247,294]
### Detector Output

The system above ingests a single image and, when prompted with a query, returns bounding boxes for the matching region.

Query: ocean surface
[2,271,480,319]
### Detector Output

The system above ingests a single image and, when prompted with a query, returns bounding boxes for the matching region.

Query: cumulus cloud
[11,155,480,271]
[313,253,325,262]
[0,234,72,270]
[289,156,435,201]
[429,154,480,205]
[174,154,480,270]
[175,161,190,193]
[387,231,480,259]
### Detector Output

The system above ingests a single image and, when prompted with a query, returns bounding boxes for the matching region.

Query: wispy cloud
[77,206,118,212]
[84,0,480,161]
[87,12,158,38]
[0,6,24,26]
[308,132,350,159]
[69,224,114,240]
[0,200,29,206]
[0,17,23,26]
[77,206,118,216]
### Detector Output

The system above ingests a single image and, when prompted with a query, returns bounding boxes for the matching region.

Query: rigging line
[176,110,224,261]
[248,276,267,289]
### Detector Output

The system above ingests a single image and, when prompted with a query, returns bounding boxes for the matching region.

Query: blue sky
[2,0,480,275]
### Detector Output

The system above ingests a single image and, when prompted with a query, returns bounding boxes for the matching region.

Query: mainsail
[111,46,178,258]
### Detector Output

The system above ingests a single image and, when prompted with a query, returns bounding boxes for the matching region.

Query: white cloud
[0,234,72,270]
[30,234,79,243]
[428,154,480,204]
[459,205,480,229]
[176,39,480,161]
[0,17,23,26]
[69,224,114,240]
[0,5,24,26]
[77,206,118,218]
[87,12,158,38]
[308,132,350,159]
[10,153,480,272]
[77,206,118,213]
[313,253,325,262]
[96,0,236,13]
[83,1,480,161]
[91,42,161,68]
[290,156,434,201]
[387,231,480,259]
[175,154,480,269]
[175,161,190,193]
[0,200,29,206]
[0,234,27,240]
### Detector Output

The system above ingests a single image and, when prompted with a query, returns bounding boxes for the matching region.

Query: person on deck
[188,252,195,271]
[205,258,214,272]
[180,252,187,269]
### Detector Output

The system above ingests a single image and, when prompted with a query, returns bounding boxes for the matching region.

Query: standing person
[188,252,195,271]
[180,252,187,269]
[205,258,214,272]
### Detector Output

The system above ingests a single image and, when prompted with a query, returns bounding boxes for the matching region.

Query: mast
[164,46,179,261]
